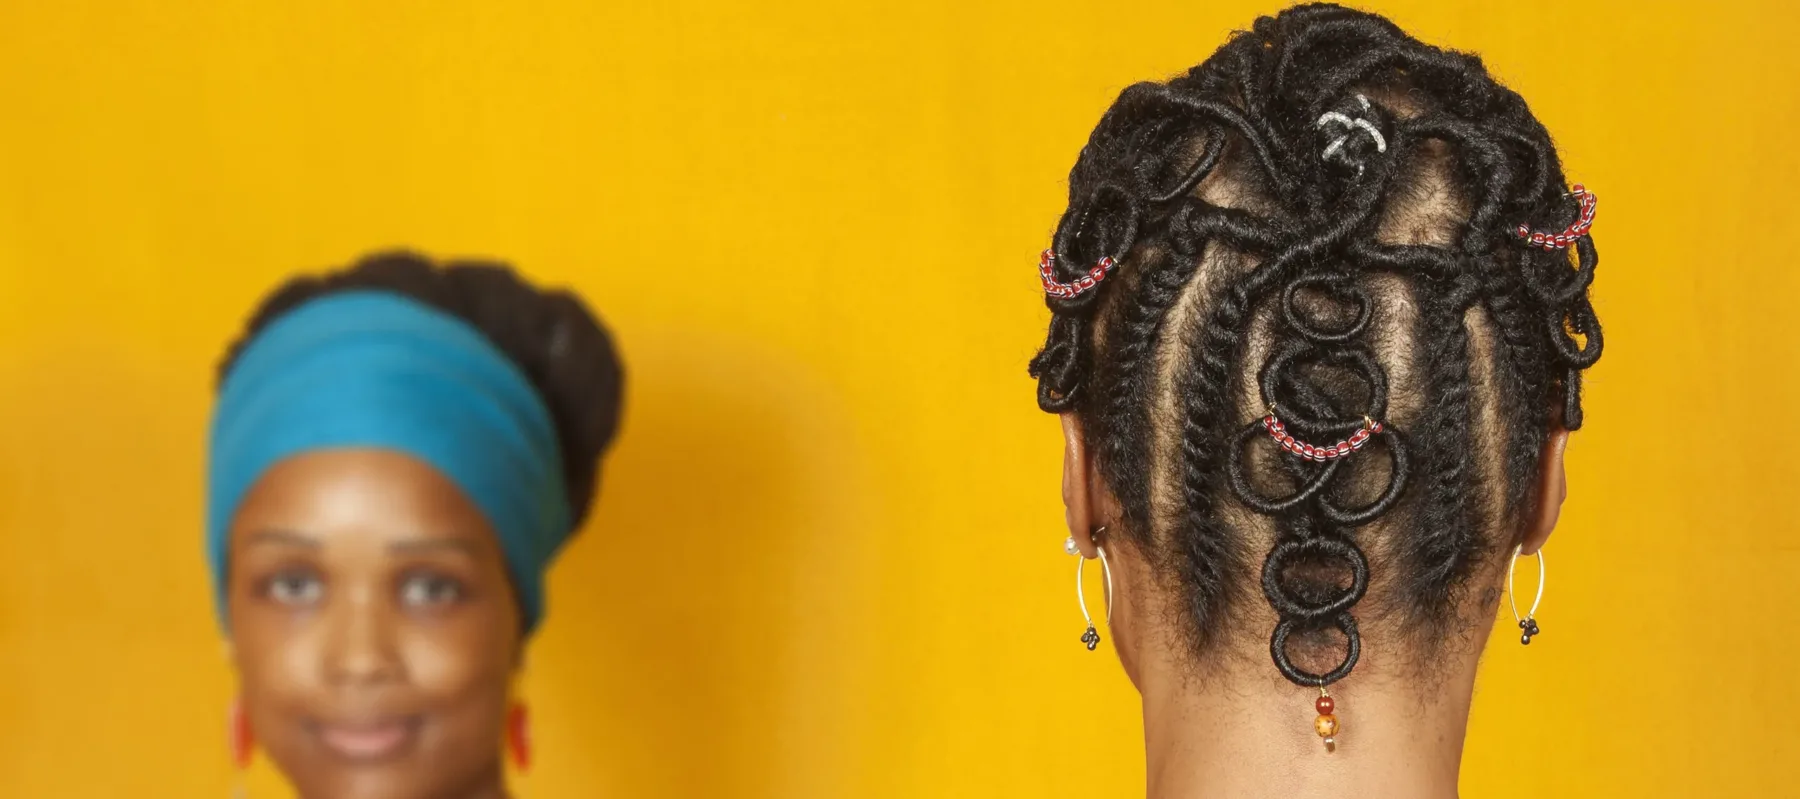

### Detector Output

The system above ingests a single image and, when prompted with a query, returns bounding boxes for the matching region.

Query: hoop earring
[1508,544,1545,645]
[1065,527,1113,651]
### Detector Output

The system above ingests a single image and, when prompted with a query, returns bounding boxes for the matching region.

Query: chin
[278,747,494,799]
[291,768,465,799]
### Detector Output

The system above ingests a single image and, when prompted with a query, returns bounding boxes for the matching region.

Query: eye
[263,570,324,606]
[398,572,466,608]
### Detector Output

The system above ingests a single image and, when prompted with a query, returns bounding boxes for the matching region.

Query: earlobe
[1061,414,1098,557]
[1521,427,1570,555]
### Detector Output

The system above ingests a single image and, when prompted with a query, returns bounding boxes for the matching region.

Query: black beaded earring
[1065,528,1112,651]
[1508,544,1546,645]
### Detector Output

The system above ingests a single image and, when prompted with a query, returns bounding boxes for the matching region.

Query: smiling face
[226,448,521,799]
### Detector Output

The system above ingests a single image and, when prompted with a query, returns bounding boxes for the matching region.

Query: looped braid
[1029,3,1605,689]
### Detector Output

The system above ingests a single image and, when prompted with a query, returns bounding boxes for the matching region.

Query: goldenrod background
[0,1,1794,796]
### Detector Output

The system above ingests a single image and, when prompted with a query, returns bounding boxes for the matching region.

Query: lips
[311,716,422,762]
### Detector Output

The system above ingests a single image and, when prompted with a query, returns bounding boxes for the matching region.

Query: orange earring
[507,702,531,772]
[228,698,254,769]
[228,698,253,798]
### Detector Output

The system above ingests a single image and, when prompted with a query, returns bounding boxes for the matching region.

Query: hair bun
[437,260,625,530]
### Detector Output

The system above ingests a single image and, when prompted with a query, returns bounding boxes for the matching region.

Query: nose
[320,581,404,687]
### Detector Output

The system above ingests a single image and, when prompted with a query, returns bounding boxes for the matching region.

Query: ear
[1519,427,1569,556]
[1061,413,1100,558]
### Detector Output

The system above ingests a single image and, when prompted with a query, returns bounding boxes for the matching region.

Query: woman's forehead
[230,448,499,548]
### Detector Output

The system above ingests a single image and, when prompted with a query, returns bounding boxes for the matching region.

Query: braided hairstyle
[1029,4,1602,688]
[217,249,626,530]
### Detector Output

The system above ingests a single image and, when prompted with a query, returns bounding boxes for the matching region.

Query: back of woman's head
[1030,3,1602,688]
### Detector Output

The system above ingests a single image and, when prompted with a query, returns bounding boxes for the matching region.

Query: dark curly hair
[1029,4,1602,688]
[217,249,626,530]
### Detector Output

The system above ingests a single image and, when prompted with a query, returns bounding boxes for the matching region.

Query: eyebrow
[244,529,322,549]
[242,529,482,556]
[386,538,481,556]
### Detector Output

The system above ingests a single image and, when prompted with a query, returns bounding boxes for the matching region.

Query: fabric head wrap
[207,290,570,633]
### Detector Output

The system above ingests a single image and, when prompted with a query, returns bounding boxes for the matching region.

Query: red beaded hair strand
[1514,184,1597,250]
[1039,249,1119,300]
[1262,405,1383,463]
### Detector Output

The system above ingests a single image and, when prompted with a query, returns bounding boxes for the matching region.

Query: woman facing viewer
[208,251,623,798]
[1030,6,1603,797]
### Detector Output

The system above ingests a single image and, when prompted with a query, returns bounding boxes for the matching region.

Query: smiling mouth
[309,716,423,762]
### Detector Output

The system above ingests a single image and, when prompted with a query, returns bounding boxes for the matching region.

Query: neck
[1138,658,1473,799]
[291,757,510,799]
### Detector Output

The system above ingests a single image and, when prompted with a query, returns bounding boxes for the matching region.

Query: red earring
[229,697,254,768]
[506,702,531,772]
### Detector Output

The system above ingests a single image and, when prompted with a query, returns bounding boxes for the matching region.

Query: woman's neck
[1144,669,1468,799]
[1137,653,1477,799]
[300,779,508,799]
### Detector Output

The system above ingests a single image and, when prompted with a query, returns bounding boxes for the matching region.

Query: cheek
[231,614,325,699]
[399,627,516,759]
[230,626,331,768]
[399,625,516,694]
[401,611,520,725]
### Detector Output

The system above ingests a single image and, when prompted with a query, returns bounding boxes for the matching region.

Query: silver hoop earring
[1508,544,1545,645]
[1065,527,1113,651]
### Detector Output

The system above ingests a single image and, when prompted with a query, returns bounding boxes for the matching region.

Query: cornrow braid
[1029,3,1603,710]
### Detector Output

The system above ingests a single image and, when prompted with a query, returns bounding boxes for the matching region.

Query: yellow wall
[1,1,1794,796]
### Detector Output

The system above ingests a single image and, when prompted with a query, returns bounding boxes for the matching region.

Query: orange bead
[1315,714,1339,738]
[1316,695,1335,715]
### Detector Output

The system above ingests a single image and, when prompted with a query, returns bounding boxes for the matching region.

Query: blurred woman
[207,251,623,799]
